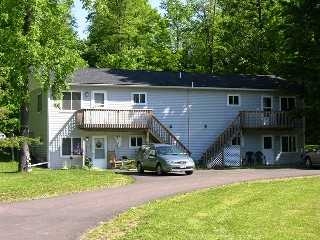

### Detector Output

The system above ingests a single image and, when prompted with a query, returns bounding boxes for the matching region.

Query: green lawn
[0,161,133,202]
[84,177,320,240]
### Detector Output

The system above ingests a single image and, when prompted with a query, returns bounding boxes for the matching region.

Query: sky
[72,0,161,39]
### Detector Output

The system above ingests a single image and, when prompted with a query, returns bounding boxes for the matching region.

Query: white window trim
[37,93,42,113]
[279,96,296,111]
[60,137,82,158]
[129,135,144,148]
[261,96,273,111]
[280,135,298,153]
[91,91,107,108]
[227,94,241,107]
[60,91,82,112]
[262,135,274,150]
[131,92,147,105]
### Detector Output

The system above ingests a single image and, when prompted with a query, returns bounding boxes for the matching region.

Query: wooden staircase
[201,113,242,168]
[148,114,191,155]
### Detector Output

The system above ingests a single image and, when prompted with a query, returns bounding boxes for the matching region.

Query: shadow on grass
[196,164,320,170]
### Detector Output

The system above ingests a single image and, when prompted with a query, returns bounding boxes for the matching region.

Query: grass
[83,176,320,240]
[0,161,133,202]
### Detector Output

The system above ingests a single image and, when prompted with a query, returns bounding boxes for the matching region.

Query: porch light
[85,136,89,141]
[204,124,207,128]
[84,91,90,97]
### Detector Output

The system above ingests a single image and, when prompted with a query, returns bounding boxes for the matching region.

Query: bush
[85,156,93,169]
[305,145,320,152]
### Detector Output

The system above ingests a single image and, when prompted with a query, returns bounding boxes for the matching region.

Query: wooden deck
[240,111,302,130]
[75,109,191,155]
[75,109,152,129]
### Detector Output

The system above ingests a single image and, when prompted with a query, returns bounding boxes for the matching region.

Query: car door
[140,146,150,170]
[313,149,320,164]
[145,146,157,170]
[307,149,320,165]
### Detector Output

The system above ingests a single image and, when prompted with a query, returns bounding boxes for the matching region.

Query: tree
[216,0,284,74]
[0,0,85,171]
[85,0,177,70]
[278,0,320,144]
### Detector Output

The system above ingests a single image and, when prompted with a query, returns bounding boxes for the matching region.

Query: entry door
[92,137,107,168]
[262,96,273,125]
[262,136,274,165]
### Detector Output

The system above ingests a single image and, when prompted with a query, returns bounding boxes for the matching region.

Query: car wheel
[185,171,193,175]
[137,162,144,174]
[305,157,312,169]
[156,164,163,176]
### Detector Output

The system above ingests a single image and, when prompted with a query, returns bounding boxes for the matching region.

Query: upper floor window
[227,94,240,106]
[62,92,81,110]
[93,92,105,108]
[130,136,143,148]
[132,92,147,105]
[280,97,296,111]
[37,93,42,112]
[281,136,297,152]
[61,137,82,156]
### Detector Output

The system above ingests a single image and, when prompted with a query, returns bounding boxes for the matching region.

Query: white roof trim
[69,83,276,92]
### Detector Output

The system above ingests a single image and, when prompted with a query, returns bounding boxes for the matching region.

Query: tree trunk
[256,0,263,71]
[206,0,216,73]
[19,4,33,172]
[19,99,31,172]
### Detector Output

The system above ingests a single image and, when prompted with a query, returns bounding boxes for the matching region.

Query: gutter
[69,83,277,92]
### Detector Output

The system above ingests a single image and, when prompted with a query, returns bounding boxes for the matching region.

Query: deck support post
[146,130,150,144]
[82,138,86,168]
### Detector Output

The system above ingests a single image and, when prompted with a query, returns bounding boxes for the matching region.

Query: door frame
[262,135,274,165]
[92,136,108,168]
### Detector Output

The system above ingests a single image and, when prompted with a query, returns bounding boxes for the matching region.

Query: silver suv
[303,147,320,168]
[136,144,195,175]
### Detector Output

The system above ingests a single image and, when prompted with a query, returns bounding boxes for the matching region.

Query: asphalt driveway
[0,168,319,240]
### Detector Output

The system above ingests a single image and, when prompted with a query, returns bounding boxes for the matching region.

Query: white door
[92,137,107,168]
[262,136,274,165]
[261,96,273,126]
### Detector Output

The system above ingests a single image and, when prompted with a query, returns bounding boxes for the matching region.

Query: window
[281,136,297,152]
[263,136,273,149]
[61,137,82,156]
[280,97,296,111]
[130,136,143,147]
[37,93,42,112]
[62,92,81,110]
[132,93,146,105]
[228,95,240,106]
[262,96,272,111]
[93,92,105,108]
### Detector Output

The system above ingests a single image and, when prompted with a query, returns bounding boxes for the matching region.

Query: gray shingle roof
[71,68,299,91]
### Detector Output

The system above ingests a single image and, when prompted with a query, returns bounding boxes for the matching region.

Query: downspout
[47,89,50,168]
[187,88,190,149]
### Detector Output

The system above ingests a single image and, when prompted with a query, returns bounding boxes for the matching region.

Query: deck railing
[240,111,302,129]
[75,109,152,129]
[148,115,191,155]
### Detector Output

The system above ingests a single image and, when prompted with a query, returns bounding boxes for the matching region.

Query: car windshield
[156,146,185,155]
